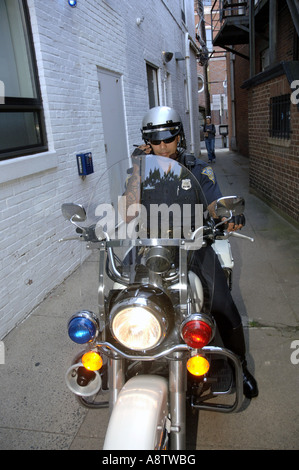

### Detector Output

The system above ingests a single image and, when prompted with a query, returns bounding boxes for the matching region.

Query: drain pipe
[185,32,196,155]
[229,51,237,150]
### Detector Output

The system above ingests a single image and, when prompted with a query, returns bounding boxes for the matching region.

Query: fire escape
[211,0,299,78]
[212,0,251,51]
[211,0,269,77]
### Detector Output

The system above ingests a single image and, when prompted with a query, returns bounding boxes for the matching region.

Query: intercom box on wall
[76,152,94,176]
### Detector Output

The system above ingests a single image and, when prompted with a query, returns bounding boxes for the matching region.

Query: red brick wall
[276,4,295,63]
[226,45,250,155]
[248,75,299,223]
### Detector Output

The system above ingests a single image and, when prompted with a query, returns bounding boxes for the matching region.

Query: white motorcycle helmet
[141,106,186,149]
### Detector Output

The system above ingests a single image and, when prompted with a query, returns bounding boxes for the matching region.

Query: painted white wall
[0,0,199,339]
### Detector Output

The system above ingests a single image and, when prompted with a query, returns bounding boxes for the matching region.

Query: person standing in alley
[203,116,216,163]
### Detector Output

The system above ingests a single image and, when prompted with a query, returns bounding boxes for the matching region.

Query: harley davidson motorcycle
[61,154,254,450]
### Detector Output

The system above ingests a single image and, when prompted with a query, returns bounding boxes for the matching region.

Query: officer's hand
[226,214,246,232]
[131,146,149,175]
[137,144,152,154]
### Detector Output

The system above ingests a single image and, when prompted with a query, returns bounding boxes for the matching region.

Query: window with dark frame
[146,63,160,109]
[0,0,47,161]
[181,0,186,23]
[269,94,291,140]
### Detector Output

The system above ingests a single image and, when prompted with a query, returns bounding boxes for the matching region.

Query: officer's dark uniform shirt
[178,153,222,207]
[130,148,222,206]
[134,151,222,237]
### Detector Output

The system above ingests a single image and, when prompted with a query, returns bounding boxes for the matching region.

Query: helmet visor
[142,124,181,142]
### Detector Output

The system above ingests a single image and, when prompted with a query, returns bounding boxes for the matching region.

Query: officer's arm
[119,149,143,223]
[207,200,217,218]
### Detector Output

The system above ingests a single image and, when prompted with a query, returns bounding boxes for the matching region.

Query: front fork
[108,351,187,450]
[108,352,125,411]
[169,352,187,450]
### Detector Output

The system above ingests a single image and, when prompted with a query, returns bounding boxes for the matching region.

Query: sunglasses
[149,135,177,146]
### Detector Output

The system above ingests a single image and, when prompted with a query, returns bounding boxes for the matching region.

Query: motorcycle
[61,154,254,450]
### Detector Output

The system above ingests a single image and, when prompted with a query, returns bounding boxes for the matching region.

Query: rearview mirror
[215,196,245,218]
[61,203,86,222]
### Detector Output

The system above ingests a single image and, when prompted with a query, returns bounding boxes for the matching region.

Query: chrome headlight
[145,246,172,274]
[110,286,171,351]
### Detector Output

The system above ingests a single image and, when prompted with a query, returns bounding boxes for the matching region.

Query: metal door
[97,68,128,167]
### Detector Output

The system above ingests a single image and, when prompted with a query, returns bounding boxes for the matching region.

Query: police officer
[136,106,258,399]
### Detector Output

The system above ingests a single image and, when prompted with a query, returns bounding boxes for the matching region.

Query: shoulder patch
[201,166,215,184]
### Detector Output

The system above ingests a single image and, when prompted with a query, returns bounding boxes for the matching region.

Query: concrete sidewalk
[0,148,298,450]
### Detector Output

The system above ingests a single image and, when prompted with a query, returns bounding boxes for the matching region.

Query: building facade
[211,0,299,224]
[195,0,228,134]
[0,0,199,338]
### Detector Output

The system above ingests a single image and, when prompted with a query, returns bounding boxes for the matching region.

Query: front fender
[103,375,168,450]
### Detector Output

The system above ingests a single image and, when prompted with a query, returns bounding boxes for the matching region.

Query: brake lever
[216,230,254,243]
[59,236,84,242]
[227,231,254,243]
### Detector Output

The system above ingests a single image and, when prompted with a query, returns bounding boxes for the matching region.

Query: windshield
[87,155,206,245]
[80,154,216,324]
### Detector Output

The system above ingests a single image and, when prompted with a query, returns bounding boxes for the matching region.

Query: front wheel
[103,375,169,450]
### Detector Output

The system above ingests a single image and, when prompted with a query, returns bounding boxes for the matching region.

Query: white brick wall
[0,0,199,339]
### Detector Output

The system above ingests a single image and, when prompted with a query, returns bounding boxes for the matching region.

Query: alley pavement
[0,146,298,450]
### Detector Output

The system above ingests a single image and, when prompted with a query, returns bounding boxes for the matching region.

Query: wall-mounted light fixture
[162,51,173,63]
[136,17,144,26]
[68,0,77,7]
